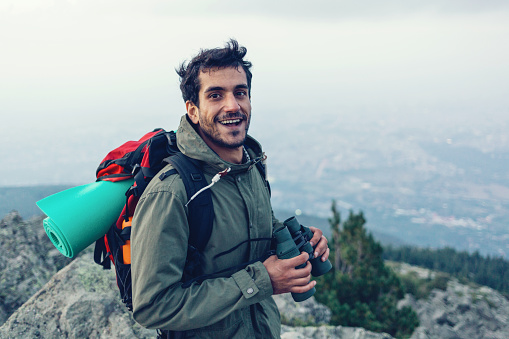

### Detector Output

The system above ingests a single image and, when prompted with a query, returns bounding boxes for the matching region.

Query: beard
[199,111,251,149]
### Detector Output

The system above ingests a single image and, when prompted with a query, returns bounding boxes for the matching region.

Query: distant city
[262,113,509,259]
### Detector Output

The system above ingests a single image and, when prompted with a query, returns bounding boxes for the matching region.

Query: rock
[398,293,418,310]
[0,211,72,325]
[409,277,509,339]
[0,248,393,339]
[274,294,394,338]
[391,261,509,339]
[281,324,394,338]
[0,251,155,338]
[273,293,331,326]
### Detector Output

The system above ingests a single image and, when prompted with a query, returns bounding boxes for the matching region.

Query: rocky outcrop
[0,211,72,325]
[273,293,331,326]
[2,213,508,339]
[0,250,392,339]
[281,325,394,338]
[394,263,509,339]
[0,213,394,339]
[276,294,393,338]
[0,251,154,338]
[407,281,509,339]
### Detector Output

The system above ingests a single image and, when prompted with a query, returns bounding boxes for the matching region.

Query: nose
[224,93,241,113]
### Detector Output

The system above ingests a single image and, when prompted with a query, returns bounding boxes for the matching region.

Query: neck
[214,147,244,164]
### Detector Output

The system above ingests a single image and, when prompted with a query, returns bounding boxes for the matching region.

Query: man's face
[187,67,251,152]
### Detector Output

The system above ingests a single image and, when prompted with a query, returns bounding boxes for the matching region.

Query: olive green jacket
[131,115,281,338]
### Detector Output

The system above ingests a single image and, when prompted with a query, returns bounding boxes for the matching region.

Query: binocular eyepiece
[273,216,332,302]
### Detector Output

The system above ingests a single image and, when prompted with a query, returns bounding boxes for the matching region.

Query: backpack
[93,128,215,311]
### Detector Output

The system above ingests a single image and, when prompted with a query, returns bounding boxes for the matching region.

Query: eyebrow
[204,86,225,93]
[204,84,249,93]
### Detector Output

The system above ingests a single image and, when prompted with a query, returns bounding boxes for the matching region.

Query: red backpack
[93,128,214,311]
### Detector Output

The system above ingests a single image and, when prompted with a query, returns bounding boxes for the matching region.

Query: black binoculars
[273,216,332,302]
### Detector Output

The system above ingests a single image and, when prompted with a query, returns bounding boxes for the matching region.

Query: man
[131,39,329,338]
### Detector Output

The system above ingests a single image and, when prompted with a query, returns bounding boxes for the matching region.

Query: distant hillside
[0,185,73,219]
[384,245,509,297]
[0,185,405,249]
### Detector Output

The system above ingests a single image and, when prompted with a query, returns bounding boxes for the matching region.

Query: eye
[209,93,221,99]
[235,90,248,97]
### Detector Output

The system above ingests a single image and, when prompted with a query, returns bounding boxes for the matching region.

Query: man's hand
[309,227,330,262]
[263,252,316,295]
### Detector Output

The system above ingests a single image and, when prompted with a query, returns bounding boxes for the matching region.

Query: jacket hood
[176,115,264,175]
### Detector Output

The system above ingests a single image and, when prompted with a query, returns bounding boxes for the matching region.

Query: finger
[321,247,330,262]
[290,261,312,278]
[284,260,312,280]
[313,235,328,258]
[308,227,323,247]
[283,251,309,268]
[290,280,316,294]
[277,273,312,294]
[290,276,314,288]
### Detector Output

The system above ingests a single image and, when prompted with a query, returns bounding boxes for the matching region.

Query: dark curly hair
[176,39,252,107]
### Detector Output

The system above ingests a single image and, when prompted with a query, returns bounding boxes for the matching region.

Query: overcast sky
[1,0,508,186]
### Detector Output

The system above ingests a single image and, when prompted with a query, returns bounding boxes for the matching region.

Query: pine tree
[328,200,342,272]
[314,201,419,338]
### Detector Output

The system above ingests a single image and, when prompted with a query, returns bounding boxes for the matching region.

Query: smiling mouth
[219,118,242,126]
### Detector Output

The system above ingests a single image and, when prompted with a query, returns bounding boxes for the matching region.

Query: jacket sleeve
[130,180,274,331]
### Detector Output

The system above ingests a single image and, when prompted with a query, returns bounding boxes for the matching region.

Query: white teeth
[219,119,241,125]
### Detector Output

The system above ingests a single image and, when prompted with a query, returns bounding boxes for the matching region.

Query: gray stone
[0,251,155,338]
[281,324,394,339]
[0,211,72,325]
[408,278,509,339]
[273,293,331,326]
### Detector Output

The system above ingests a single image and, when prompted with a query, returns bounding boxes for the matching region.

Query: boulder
[273,293,331,326]
[393,266,509,339]
[0,251,155,338]
[0,211,72,325]
[281,324,394,338]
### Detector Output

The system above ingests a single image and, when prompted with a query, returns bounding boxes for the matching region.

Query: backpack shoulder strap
[254,160,271,197]
[244,144,271,197]
[164,152,214,252]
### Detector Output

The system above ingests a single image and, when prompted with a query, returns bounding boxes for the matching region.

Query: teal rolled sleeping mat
[36,179,134,258]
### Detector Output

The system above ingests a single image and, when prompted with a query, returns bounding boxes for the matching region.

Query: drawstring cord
[184,153,266,207]
[185,167,231,207]
[247,153,267,172]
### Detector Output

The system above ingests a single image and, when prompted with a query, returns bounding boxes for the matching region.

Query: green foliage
[314,201,419,338]
[395,269,450,299]
[383,245,509,297]
[280,314,322,327]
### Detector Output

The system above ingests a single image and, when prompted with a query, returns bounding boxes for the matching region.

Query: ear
[186,101,200,125]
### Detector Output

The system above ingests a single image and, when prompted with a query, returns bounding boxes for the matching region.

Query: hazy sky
[1,0,508,186]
